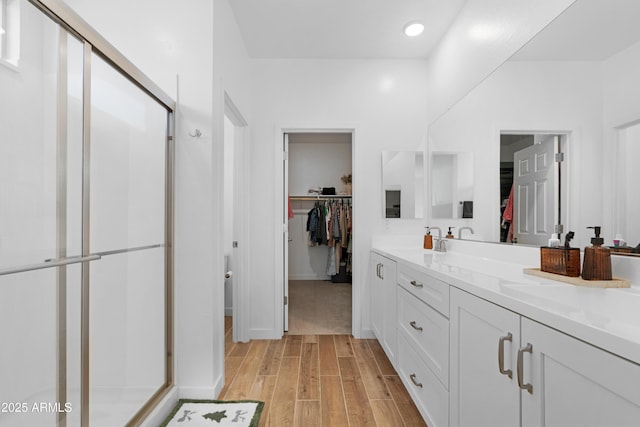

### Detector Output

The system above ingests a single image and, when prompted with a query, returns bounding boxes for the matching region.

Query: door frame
[224,92,249,343]
[274,125,357,337]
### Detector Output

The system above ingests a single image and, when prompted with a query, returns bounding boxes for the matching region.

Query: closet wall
[288,133,352,280]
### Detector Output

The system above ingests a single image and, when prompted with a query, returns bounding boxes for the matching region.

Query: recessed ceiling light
[403,21,424,37]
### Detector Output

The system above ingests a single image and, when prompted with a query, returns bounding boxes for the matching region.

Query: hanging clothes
[307,204,319,246]
[288,194,295,219]
[303,198,352,280]
[502,184,514,242]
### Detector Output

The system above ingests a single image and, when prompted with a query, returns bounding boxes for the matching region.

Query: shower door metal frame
[23,1,177,426]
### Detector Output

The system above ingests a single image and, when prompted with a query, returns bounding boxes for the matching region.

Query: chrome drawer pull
[498,333,513,379]
[517,343,533,394]
[409,373,423,388]
[410,280,423,288]
[409,321,423,332]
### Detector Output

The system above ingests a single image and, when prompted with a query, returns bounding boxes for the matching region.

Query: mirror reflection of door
[385,190,401,218]
[500,133,564,245]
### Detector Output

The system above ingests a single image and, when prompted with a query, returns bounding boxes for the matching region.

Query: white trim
[289,274,332,281]
[224,92,250,343]
[178,386,222,400]
[139,387,178,427]
[274,124,360,338]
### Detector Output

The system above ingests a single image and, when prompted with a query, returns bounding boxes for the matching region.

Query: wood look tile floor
[221,317,427,426]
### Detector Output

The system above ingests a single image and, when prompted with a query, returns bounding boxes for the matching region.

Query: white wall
[288,133,352,196]
[426,0,577,123]
[248,59,428,339]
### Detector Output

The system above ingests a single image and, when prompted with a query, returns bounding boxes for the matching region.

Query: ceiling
[228,0,467,59]
[512,0,640,61]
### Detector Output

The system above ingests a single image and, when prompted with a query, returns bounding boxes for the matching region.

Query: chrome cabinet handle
[410,280,423,288]
[376,263,380,278]
[379,264,384,280]
[409,373,423,388]
[409,321,423,332]
[517,343,533,394]
[498,333,513,379]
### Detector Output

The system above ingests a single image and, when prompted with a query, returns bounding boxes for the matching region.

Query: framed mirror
[431,151,474,219]
[382,151,424,219]
[427,0,640,252]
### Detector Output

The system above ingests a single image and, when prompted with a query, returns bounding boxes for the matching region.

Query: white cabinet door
[371,252,397,364]
[521,318,640,427]
[450,287,521,427]
[371,253,384,340]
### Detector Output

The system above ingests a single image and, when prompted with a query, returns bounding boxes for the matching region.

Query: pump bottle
[424,227,433,249]
[582,226,612,281]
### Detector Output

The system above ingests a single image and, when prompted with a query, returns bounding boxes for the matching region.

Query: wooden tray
[523,268,630,288]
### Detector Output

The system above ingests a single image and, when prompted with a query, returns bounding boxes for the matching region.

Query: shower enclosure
[0,0,175,425]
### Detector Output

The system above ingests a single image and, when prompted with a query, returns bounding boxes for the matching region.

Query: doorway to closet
[284,132,353,334]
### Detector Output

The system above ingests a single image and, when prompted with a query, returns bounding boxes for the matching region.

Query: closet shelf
[290,195,352,201]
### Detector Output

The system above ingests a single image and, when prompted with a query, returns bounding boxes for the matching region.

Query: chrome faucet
[458,226,475,239]
[429,227,447,252]
[429,226,442,240]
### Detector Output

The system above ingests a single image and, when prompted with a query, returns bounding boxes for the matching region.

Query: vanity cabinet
[451,287,640,427]
[371,252,397,364]
[521,317,640,427]
[450,287,520,427]
[396,263,450,427]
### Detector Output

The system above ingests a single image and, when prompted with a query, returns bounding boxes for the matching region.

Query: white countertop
[372,244,640,365]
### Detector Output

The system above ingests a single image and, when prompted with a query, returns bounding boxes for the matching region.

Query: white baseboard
[289,274,331,281]
[178,385,222,400]
[357,328,376,339]
[139,387,178,427]
[249,327,283,340]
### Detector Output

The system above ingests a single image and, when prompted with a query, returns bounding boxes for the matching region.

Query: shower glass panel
[89,248,165,426]
[0,1,83,426]
[89,54,166,253]
[88,53,168,425]
[1,1,173,425]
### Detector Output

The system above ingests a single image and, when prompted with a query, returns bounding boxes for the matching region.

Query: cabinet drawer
[398,263,450,317]
[398,286,449,387]
[397,333,449,427]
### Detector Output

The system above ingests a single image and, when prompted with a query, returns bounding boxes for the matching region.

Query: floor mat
[161,399,264,427]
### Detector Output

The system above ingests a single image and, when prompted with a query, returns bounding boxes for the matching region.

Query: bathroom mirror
[431,151,474,219]
[382,151,424,219]
[427,0,640,253]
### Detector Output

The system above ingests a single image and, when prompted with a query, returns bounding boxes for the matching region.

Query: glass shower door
[0,1,174,425]
[87,53,168,427]
[0,3,84,426]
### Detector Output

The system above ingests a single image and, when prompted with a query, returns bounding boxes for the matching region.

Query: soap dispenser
[582,226,612,281]
[424,227,433,250]
[446,227,455,239]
